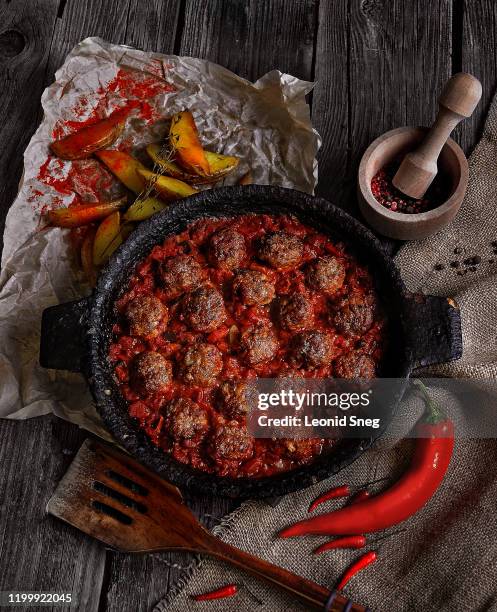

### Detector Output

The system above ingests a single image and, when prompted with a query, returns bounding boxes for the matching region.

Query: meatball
[258,231,304,269]
[165,397,209,441]
[333,352,376,378]
[124,294,168,338]
[290,331,332,369]
[306,256,346,295]
[179,343,223,386]
[332,293,375,336]
[182,285,227,332]
[232,269,275,306]
[218,380,250,419]
[208,228,246,270]
[159,254,203,299]
[276,294,313,331]
[211,421,254,461]
[130,351,172,395]
[240,325,278,366]
[282,438,318,461]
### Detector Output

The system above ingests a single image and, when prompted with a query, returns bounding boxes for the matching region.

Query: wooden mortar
[357,126,468,241]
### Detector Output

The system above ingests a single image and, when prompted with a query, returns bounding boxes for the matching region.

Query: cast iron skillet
[39,185,462,499]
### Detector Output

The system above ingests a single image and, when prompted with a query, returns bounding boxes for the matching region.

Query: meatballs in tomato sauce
[165,398,209,441]
[276,294,313,331]
[333,352,376,378]
[182,285,226,332]
[232,269,275,305]
[282,438,320,462]
[211,422,254,461]
[290,331,332,369]
[179,342,223,386]
[258,231,303,269]
[125,294,168,338]
[218,380,250,419]
[159,254,203,299]
[130,351,172,395]
[110,213,387,480]
[331,293,375,336]
[240,324,278,366]
[208,227,246,270]
[306,256,346,295]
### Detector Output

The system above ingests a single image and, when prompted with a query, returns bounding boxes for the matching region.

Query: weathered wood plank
[312,0,349,206]
[44,0,132,84]
[0,0,60,255]
[179,0,318,81]
[116,0,181,54]
[0,417,105,612]
[313,0,453,213]
[457,0,497,153]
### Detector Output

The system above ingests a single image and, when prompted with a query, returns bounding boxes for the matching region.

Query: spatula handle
[202,535,367,611]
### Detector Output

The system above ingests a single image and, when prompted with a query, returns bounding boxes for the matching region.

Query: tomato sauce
[108,214,386,478]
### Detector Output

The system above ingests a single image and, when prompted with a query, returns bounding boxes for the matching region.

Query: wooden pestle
[392,73,482,199]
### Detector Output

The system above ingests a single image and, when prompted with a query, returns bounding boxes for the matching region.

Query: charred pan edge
[84,185,411,499]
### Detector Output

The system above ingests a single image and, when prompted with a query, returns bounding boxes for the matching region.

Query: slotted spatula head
[48,441,368,612]
[47,439,211,553]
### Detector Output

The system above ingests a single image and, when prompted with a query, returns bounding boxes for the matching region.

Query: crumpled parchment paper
[0,37,320,436]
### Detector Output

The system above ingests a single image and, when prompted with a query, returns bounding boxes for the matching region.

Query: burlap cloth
[156,93,497,612]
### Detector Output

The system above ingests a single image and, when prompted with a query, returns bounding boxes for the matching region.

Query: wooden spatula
[47,440,369,612]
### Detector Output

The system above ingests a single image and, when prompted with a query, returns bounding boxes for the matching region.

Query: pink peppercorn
[371,161,450,214]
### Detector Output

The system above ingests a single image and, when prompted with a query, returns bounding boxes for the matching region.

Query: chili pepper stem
[413,380,445,424]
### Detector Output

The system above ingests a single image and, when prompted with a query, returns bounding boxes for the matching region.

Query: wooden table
[0,1,494,610]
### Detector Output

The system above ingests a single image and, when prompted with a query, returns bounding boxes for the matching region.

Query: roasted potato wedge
[204,151,239,178]
[93,211,121,266]
[50,108,128,160]
[81,228,98,287]
[146,144,195,181]
[137,169,198,201]
[47,197,127,228]
[146,143,239,184]
[95,150,147,194]
[102,222,134,264]
[124,196,168,222]
[169,110,210,176]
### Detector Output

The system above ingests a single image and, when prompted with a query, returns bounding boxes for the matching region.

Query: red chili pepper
[308,485,350,513]
[337,551,377,590]
[280,383,454,537]
[314,535,367,555]
[347,489,370,505]
[193,584,238,601]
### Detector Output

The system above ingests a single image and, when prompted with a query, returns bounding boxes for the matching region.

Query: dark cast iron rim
[83,185,412,499]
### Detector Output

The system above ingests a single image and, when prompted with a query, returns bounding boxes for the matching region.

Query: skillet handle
[39,298,90,373]
[404,293,462,368]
